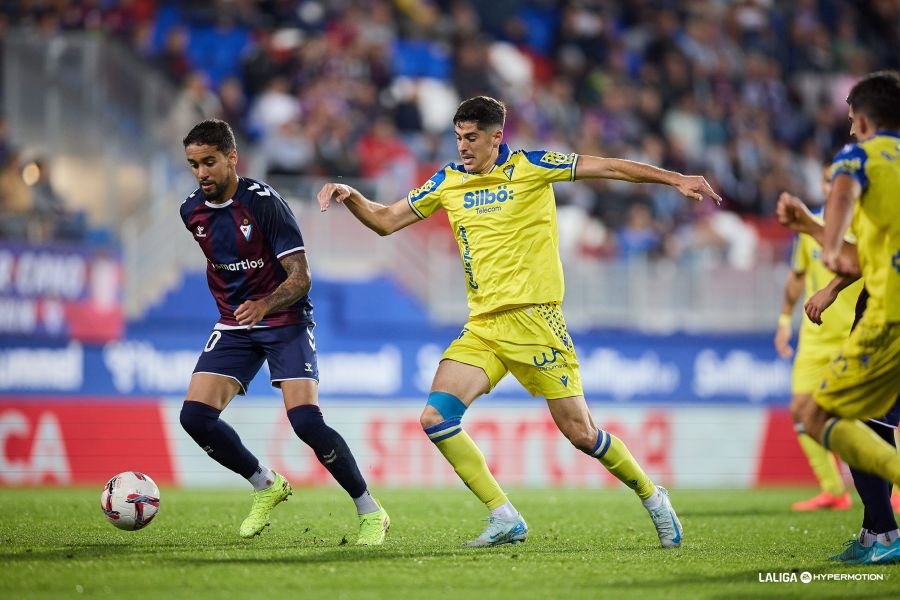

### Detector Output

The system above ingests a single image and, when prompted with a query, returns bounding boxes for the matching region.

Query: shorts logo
[305,362,313,372]
[561,375,569,387]
[533,349,560,367]
[892,249,900,274]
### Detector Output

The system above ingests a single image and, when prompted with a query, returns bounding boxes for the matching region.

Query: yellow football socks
[429,424,508,510]
[797,432,845,496]
[592,429,655,500]
[823,418,900,485]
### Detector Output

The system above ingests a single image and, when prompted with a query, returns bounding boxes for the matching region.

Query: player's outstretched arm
[234,253,311,328]
[317,183,419,236]
[804,274,860,326]
[574,155,721,204]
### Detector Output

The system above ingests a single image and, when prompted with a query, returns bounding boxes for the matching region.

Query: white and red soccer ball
[100,471,160,531]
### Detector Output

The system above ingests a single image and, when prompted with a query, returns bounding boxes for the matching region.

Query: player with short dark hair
[317,95,721,548]
[785,71,900,563]
[777,192,900,565]
[179,119,389,544]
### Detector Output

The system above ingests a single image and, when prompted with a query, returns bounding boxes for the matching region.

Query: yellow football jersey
[407,144,576,316]
[790,222,864,348]
[830,133,900,324]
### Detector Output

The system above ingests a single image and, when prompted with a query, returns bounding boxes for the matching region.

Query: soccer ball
[100,471,160,531]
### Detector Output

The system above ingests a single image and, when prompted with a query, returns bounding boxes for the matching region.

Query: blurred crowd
[2,0,898,264]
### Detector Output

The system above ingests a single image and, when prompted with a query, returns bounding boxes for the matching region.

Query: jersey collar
[454,144,512,175]
[495,143,511,165]
[205,199,233,208]
[203,177,244,208]
[876,130,900,139]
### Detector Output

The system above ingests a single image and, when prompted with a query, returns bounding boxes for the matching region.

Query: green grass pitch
[0,487,897,599]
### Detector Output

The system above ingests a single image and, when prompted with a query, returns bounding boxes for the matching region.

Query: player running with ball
[179,119,389,544]
[318,96,720,548]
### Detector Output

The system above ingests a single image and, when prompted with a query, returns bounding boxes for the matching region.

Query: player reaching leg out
[179,119,389,544]
[317,96,721,548]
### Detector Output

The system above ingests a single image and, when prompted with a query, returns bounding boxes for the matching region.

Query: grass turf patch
[0,487,896,598]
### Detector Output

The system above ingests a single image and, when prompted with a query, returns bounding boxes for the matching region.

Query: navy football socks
[287,404,368,499]
[851,420,898,535]
[180,400,259,478]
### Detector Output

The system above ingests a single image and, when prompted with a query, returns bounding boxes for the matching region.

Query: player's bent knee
[420,406,443,430]
[800,403,828,441]
[566,427,598,453]
[789,393,810,423]
[286,404,325,441]
[180,400,220,436]
[422,391,467,431]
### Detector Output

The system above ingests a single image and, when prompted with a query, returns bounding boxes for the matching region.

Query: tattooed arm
[234,252,311,328]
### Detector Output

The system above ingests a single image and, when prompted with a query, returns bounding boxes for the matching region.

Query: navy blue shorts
[193,324,319,394]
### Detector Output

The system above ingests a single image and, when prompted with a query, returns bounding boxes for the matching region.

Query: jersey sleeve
[830,144,869,191]
[406,165,449,219]
[180,192,198,230]
[522,150,578,183]
[251,188,305,259]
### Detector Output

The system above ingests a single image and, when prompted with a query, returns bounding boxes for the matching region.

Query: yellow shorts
[442,303,583,399]
[792,347,835,395]
[814,321,900,419]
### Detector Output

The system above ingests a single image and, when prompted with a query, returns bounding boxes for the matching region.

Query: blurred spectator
[28,157,86,241]
[355,114,416,199]
[617,202,663,259]
[247,76,313,176]
[155,25,192,85]
[163,71,223,147]
[0,149,33,240]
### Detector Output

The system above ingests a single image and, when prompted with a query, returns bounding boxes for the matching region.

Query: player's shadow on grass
[678,507,789,518]
[173,548,474,565]
[0,541,310,562]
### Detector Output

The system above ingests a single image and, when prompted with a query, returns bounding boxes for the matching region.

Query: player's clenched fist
[317,183,355,212]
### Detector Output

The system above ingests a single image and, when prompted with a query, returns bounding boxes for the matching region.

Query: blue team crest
[503,164,515,180]
[240,223,252,241]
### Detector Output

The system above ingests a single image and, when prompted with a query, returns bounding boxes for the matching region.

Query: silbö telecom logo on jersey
[463,185,514,214]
